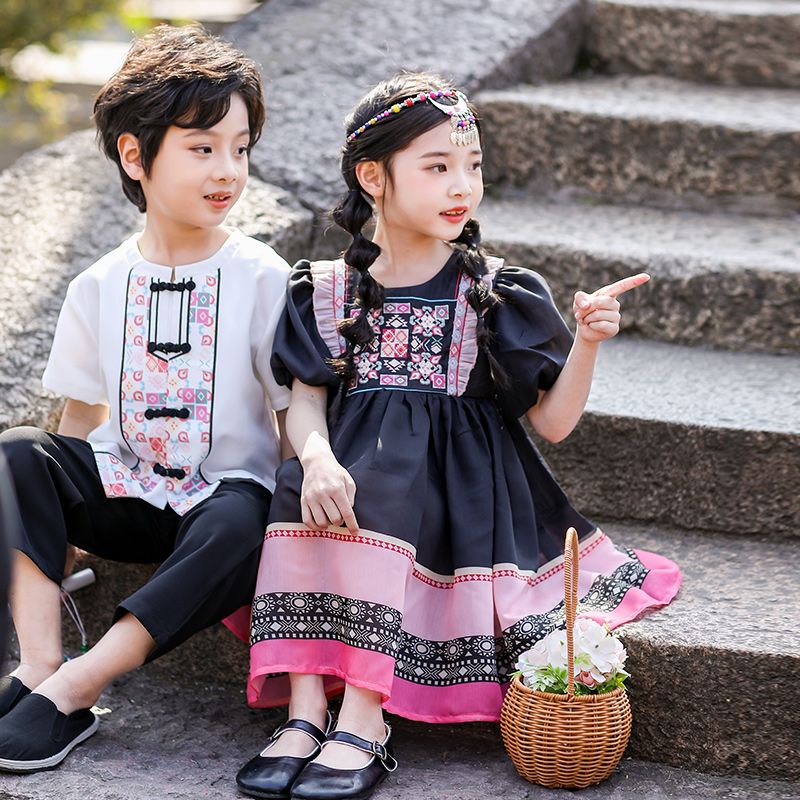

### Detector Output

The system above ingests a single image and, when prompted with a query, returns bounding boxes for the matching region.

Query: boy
[0,24,290,771]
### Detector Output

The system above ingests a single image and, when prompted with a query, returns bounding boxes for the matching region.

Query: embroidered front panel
[316,259,481,396]
[250,555,650,686]
[107,269,220,512]
[348,299,457,395]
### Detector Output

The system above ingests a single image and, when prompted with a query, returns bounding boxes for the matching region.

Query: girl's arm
[58,398,109,439]
[526,273,649,443]
[275,409,294,461]
[287,380,358,534]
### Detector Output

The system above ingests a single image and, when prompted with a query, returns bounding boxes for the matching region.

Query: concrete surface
[586,0,800,88]
[228,0,585,214]
[537,338,800,536]
[480,195,800,353]
[0,669,798,799]
[479,75,800,215]
[604,522,800,780]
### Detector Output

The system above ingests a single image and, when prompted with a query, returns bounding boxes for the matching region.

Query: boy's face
[138,92,251,231]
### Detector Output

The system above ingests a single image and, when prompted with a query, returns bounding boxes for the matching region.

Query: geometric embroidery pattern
[348,299,455,395]
[96,268,220,514]
[318,259,482,396]
[250,553,650,686]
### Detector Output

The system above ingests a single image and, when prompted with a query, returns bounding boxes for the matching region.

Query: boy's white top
[42,229,292,515]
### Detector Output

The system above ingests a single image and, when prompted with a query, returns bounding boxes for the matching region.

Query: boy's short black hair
[93,24,265,212]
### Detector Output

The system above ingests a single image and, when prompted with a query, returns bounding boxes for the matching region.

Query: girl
[236,72,681,800]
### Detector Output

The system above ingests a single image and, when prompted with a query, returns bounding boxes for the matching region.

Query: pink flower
[575,670,601,688]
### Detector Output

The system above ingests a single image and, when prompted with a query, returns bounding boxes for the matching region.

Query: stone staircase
[1,0,798,798]
[478,0,800,786]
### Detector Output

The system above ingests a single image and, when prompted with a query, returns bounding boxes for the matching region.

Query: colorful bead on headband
[346,90,479,147]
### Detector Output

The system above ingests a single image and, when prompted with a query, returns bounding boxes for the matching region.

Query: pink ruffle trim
[310,259,347,357]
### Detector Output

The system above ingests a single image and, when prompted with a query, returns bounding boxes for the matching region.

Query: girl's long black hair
[330,72,507,389]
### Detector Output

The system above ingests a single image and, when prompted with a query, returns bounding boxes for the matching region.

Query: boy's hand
[300,453,358,534]
[573,273,650,344]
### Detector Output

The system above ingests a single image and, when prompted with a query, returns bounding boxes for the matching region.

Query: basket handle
[564,527,579,698]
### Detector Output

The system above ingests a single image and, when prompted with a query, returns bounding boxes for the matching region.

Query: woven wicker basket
[500,527,632,789]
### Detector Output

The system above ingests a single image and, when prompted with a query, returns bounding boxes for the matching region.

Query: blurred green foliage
[0,0,119,88]
[0,2,142,168]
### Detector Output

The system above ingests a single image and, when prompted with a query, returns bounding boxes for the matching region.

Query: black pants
[0,427,270,659]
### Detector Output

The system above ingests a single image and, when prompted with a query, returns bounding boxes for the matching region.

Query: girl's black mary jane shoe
[236,712,333,800]
[289,723,397,800]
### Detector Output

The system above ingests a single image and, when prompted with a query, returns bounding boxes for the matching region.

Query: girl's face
[376,119,484,241]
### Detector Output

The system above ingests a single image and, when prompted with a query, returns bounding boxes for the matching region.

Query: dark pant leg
[0,427,176,584]
[117,480,271,660]
[0,451,17,656]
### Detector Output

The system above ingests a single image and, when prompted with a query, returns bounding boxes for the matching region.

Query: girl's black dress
[244,253,681,722]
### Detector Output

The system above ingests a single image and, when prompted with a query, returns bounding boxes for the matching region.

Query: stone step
[535,338,799,538]
[601,522,800,782]
[228,0,585,213]
[480,195,800,354]
[10,522,800,787]
[0,672,798,799]
[478,75,800,216]
[585,0,800,88]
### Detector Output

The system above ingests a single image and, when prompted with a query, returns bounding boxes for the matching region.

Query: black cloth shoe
[290,723,397,800]
[0,693,98,772]
[0,677,31,717]
[237,711,333,799]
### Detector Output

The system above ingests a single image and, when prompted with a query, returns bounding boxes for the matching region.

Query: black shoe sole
[237,786,291,800]
[290,770,388,800]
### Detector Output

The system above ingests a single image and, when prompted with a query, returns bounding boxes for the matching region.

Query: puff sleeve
[270,260,342,390]
[488,265,573,418]
[41,273,107,405]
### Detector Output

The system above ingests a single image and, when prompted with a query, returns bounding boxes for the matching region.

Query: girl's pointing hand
[573,273,650,344]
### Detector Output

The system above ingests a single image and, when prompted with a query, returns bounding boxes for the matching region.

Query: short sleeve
[41,274,107,405]
[254,288,292,413]
[270,260,341,389]
[489,265,573,418]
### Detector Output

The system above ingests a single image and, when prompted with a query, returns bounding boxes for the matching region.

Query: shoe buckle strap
[324,726,396,772]
[268,724,286,743]
[371,741,398,772]
[266,716,328,751]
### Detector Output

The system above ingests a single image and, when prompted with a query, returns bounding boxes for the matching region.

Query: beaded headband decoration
[346,89,479,147]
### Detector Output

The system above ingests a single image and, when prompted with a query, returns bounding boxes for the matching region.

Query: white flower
[517,628,568,672]
[545,629,569,669]
[573,618,627,679]
[518,638,549,669]
[515,618,628,693]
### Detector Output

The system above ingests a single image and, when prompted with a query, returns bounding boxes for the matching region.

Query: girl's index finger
[594,273,651,299]
[342,505,359,535]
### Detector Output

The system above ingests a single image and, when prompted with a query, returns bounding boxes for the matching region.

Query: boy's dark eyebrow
[182,128,251,138]
[418,149,482,159]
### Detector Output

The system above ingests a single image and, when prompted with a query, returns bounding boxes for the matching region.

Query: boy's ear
[117,133,145,181]
[355,160,385,199]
